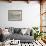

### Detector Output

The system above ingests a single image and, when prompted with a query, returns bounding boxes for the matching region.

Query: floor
[21,40,46,46]
[0,40,46,46]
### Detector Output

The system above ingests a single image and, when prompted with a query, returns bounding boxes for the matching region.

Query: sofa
[1,27,34,43]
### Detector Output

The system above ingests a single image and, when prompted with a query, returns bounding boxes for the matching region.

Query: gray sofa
[3,27,34,43]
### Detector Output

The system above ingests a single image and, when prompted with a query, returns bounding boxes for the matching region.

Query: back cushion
[24,28,30,35]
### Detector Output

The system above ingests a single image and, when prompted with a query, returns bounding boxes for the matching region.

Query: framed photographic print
[8,10,22,21]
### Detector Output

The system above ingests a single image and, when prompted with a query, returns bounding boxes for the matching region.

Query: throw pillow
[14,28,21,34]
[21,28,27,35]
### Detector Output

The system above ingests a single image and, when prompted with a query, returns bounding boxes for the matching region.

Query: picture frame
[8,10,22,21]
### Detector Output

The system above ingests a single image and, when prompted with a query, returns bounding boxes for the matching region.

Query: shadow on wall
[0,0,39,1]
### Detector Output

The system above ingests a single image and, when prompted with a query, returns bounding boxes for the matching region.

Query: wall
[0,1,40,28]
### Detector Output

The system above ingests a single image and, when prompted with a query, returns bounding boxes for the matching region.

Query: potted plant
[32,27,43,40]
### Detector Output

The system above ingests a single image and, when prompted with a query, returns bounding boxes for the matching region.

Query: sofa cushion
[9,33,34,43]
[24,28,31,35]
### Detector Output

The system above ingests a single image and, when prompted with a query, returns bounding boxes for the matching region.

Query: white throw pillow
[21,28,27,35]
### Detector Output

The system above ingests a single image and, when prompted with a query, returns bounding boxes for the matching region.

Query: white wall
[0,1,40,28]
